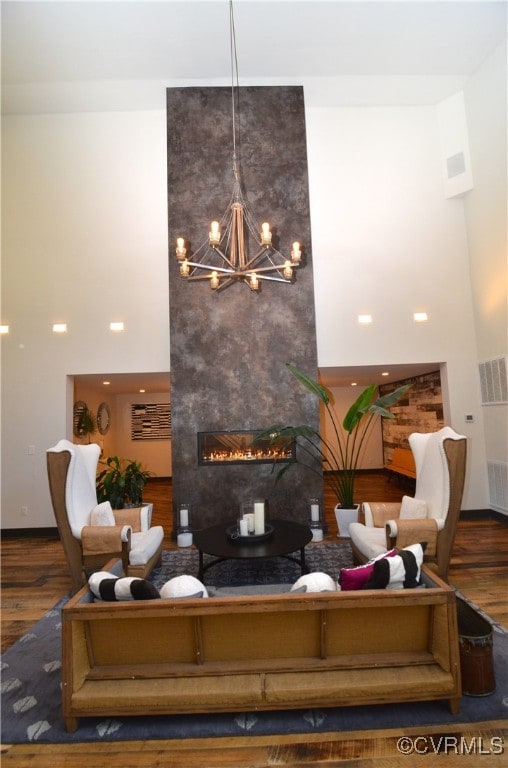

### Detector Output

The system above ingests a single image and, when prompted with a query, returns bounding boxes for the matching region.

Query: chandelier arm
[185,262,235,275]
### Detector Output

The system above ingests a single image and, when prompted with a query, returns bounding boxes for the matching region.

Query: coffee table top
[193,518,312,561]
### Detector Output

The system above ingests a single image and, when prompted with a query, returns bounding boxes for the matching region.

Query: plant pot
[334,504,360,538]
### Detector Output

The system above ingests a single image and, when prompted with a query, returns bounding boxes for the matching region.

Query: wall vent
[488,461,508,513]
[479,356,508,405]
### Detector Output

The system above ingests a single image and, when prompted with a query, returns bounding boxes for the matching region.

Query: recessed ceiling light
[139,389,146,393]
[358,314,372,325]
[413,312,428,323]
[381,372,389,377]
[110,322,124,332]
[0,325,9,334]
[52,323,67,333]
[351,382,358,386]
[103,381,111,386]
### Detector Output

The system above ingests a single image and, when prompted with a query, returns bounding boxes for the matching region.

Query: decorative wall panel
[131,403,171,440]
[380,370,443,463]
[167,86,321,528]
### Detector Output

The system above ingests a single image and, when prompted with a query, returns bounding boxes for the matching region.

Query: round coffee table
[193,518,312,582]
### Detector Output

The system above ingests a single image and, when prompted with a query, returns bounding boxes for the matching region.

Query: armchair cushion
[90,502,115,526]
[129,526,164,566]
[399,495,428,519]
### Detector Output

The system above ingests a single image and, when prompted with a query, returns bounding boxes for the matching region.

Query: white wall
[463,42,508,475]
[1,111,170,527]
[2,56,506,526]
[321,387,383,472]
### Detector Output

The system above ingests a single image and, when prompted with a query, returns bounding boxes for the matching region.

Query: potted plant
[260,363,410,535]
[76,406,97,443]
[96,455,154,510]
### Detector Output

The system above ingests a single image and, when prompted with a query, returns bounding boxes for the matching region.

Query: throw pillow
[338,549,397,590]
[89,571,160,601]
[90,501,115,526]
[399,495,428,519]
[291,572,336,593]
[362,542,427,590]
[160,574,209,599]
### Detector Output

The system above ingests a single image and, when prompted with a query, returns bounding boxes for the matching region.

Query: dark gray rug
[1,544,507,744]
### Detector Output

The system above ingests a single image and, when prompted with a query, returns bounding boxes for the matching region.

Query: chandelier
[175,1,303,293]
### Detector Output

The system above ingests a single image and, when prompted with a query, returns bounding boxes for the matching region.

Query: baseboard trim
[1,526,60,538]
[460,509,507,523]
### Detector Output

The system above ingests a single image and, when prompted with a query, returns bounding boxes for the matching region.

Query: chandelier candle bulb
[176,237,186,258]
[291,242,301,263]
[209,221,221,245]
[254,500,265,535]
[283,261,293,279]
[180,260,190,277]
[249,273,259,290]
[261,222,272,245]
[210,271,220,289]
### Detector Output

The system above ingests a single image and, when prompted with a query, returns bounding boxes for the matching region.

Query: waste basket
[456,596,496,696]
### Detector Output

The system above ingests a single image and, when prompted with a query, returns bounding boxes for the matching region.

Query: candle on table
[254,501,265,535]
[245,513,255,533]
[239,518,249,536]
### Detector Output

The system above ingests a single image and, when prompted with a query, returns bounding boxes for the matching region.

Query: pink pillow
[339,549,397,590]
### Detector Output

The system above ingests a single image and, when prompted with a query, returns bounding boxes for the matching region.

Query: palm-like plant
[261,363,410,509]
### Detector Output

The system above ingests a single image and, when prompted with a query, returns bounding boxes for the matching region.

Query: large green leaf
[286,363,330,405]
[342,384,376,432]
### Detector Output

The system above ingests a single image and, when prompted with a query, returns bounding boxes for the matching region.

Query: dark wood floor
[2,472,507,766]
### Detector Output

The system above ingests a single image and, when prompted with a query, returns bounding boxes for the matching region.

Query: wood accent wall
[167,87,321,528]
[381,370,444,463]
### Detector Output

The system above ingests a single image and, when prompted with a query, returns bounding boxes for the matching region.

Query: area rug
[1,544,507,744]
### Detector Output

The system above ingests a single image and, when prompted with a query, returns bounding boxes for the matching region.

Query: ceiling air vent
[479,356,508,405]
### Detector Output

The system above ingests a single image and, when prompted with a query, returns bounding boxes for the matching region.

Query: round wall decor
[97,402,111,435]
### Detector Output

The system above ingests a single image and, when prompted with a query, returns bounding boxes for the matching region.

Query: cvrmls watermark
[397,735,504,756]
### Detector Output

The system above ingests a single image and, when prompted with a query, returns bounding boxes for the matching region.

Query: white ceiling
[2,1,506,113]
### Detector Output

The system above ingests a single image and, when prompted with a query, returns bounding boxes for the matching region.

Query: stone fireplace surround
[167,86,322,529]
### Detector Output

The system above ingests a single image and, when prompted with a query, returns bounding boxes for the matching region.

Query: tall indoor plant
[96,455,154,509]
[261,363,410,530]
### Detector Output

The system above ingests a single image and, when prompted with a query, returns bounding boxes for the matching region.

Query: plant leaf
[286,363,331,405]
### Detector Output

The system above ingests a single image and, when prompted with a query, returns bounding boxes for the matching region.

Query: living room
[1,1,507,764]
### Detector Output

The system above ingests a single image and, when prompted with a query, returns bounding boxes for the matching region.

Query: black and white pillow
[362,542,427,590]
[89,571,160,601]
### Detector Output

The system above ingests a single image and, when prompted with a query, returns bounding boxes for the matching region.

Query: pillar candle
[239,518,249,536]
[177,531,193,547]
[311,503,319,522]
[254,501,265,534]
[179,508,189,527]
[245,513,255,533]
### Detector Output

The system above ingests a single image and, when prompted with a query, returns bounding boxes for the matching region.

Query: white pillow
[160,575,209,599]
[399,495,427,519]
[90,501,115,526]
[291,572,336,593]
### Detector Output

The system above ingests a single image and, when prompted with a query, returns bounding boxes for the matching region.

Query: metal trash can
[456,596,496,696]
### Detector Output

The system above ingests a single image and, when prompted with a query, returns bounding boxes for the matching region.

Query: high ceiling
[2,1,506,113]
[5,1,503,395]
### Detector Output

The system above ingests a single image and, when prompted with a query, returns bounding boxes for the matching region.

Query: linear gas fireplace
[198,430,294,466]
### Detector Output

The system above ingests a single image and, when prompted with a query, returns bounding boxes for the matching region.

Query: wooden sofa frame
[62,563,461,731]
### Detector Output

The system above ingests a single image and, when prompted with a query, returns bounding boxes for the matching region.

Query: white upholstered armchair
[47,439,164,594]
[349,427,467,580]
